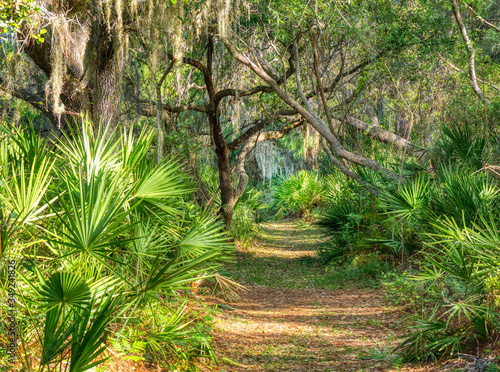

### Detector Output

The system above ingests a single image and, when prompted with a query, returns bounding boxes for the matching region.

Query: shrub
[0,120,232,370]
[230,188,267,246]
[272,170,327,216]
[391,214,500,362]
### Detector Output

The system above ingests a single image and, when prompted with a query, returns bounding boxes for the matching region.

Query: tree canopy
[1,0,499,222]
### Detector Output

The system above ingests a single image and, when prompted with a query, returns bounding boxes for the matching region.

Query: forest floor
[203,220,442,372]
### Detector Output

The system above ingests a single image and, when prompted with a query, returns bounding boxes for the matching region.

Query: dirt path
[206,221,430,372]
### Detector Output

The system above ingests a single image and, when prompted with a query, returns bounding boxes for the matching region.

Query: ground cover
[203,221,443,371]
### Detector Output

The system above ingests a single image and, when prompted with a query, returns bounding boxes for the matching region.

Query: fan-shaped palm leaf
[177,215,232,260]
[0,155,55,225]
[121,126,155,171]
[379,174,432,223]
[69,294,117,372]
[56,119,120,179]
[38,272,91,310]
[133,159,192,215]
[49,170,137,257]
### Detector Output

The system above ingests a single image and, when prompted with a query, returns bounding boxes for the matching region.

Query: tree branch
[312,35,336,134]
[0,77,59,125]
[439,54,500,91]
[137,99,208,115]
[220,33,400,181]
[213,86,273,106]
[343,115,418,153]
[463,1,500,33]
[256,119,304,141]
[227,119,270,151]
[321,138,379,195]
[451,0,484,99]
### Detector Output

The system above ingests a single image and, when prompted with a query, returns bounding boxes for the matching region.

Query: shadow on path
[207,221,429,372]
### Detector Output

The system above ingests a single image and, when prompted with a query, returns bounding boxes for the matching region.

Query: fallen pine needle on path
[203,220,436,372]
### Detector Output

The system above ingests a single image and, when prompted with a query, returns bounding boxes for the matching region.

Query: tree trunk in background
[395,104,410,139]
[209,111,234,225]
[17,4,123,130]
[85,16,122,129]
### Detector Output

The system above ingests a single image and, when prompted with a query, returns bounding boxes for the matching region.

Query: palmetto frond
[379,174,432,223]
[0,155,55,225]
[48,170,137,256]
[38,272,91,311]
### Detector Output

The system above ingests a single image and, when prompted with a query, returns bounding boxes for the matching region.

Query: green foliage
[115,304,217,370]
[434,165,498,225]
[380,174,432,224]
[230,188,267,246]
[382,182,500,362]
[314,124,500,363]
[0,119,232,370]
[0,0,46,43]
[273,170,327,216]
[430,124,487,171]
[317,199,367,264]
[37,272,117,372]
[317,173,386,264]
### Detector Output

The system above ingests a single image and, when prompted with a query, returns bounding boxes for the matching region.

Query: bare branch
[213,86,273,106]
[137,100,208,115]
[321,138,379,195]
[255,119,304,142]
[227,119,270,151]
[0,77,59,125]
[220,33,400,181]
[439,54,500,91]
[451,0,484,99]
[463,2,500,33]
[343,115,418,153]
[312,36,336,134]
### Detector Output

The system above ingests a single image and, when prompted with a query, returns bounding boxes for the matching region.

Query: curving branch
[343,116,418,153]
[255,119,304,141]
[231,118,304,204]
[321,138,379,195]
[137,100,208,115]
[451,0,484,99]
[156,60,175,162]
[0,77,59,125]
[227,119,270,150]
[439,54,500,92]
[168,53,217,98]
[213,86,273,106]
[463,2,500,33]
[221,33,400,181]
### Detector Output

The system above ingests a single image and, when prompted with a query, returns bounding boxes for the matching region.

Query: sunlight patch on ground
[205,221,437,371]
[249,246,316,258]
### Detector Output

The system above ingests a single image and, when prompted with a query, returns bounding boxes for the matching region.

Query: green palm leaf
[133,159,192,216]
[49,170,137,256]
[56,119,120,179]
[379,174,432,223]
[69,294,117,372]
[177,214,232,260]
[40,306,75,365]
[0,155,55,225]
[39,272,91,310]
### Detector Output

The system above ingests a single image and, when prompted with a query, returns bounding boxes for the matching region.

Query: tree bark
[343,116,416,152]
[450,0,484,99]
[221,35,401,182]
[14,4,124,130]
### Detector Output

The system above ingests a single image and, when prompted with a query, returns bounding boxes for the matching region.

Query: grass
[224,220,388,290]
[207,220,412,372]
